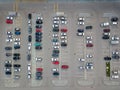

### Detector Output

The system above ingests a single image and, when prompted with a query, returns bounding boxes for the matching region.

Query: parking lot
[0,2,120,90]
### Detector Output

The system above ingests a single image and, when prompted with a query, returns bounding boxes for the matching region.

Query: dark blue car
[15,31,21,35]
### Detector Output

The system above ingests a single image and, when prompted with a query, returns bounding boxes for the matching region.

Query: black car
[13,56,20,60]
[111,17,118,22]
[35,46,42,50]
[28,13,32,19]
[13,64,21,68]
[86,26,93,29]
[52,53,59,57]
[5,71,12,75]
[36,24,42,28]
[53,28,59,32]
[36,19,43,24]
[36,39,42,42]
[35,32,42,36]
[28,35,32,42]
[5,47,12,50]
[77,29,84,32]
[13,53,20,56]
[53,49,60,54]
[53,71,59,76]
[6,53,12,57]
[61,43,67,47]
[102,35,109,39]
[36,72,42,80]
[27,54,31,61]
[5,64,12,67]
[104,56,111,61]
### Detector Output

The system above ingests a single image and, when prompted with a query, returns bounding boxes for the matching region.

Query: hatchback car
[28,35,32,42]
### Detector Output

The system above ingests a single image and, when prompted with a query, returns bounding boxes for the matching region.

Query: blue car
[14,45,20,49]
[15,31,21,35]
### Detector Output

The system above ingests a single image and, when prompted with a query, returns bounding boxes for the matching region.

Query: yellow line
[54,3,58,13]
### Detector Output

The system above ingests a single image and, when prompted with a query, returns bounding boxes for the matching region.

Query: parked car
[28,35,32,42]
[28,13,32,19]
[27,53,31,61]
[5,46,12,50]
[86,26,93,29]
[104,56,111,61]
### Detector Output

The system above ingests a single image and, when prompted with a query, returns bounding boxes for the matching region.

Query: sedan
[5,46,12,50]
[61,28,67,32]
[86,43,93,47]
[103,29,110,32]
[104,56,111,61]
[28,35,32,42]
[61,65,69,69]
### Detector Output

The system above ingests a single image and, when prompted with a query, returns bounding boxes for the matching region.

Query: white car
[6,16,13,20]
[14,38,20,42]
[53,42,59,46]
[78,66,84,70]
[37,16,43,20]
[78,58,85,62]
[78,21,84,25]
[111,75,119,79]
[28,43,31,51]
[78,17,85,21]
[77,32,84,36]
[112,51,119,55]
[27,71,31,79]
[86,36,92,40]
[53,16,59,20]
[52,68,59,72]
[28,20,31,24]
[7,35,13,38]
[53,20,59,24]
[14,41,20,45]
[61,20,67,24]
[6,38,12,43]
[51,58,58,62]
[86,54,93,58]
[111,40,119,45]
[61,36,67,39]
[36,57,42,62]
[53,46,59,49]
[14,68,21,72]
[103,32,110,36]
[100,22,109,27]
[86,66,94,70]
[61,39,67,43]
[7,31,12,35]
[27,64,31,71]
[53,33,58,38]
[86,40,92,44]
[111,36,119,40]
[112,22,118,25]
[52,24,59,28]
[61,33,67,36]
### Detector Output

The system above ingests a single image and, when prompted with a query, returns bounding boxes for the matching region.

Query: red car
[52,61,59,65]
[61,28,67,32]
[86,43,93,47]
[36,29,42,32]
[103,29,110,32]
[6,19,13,24]
[36,68,43,72]
[61,65,69,69]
